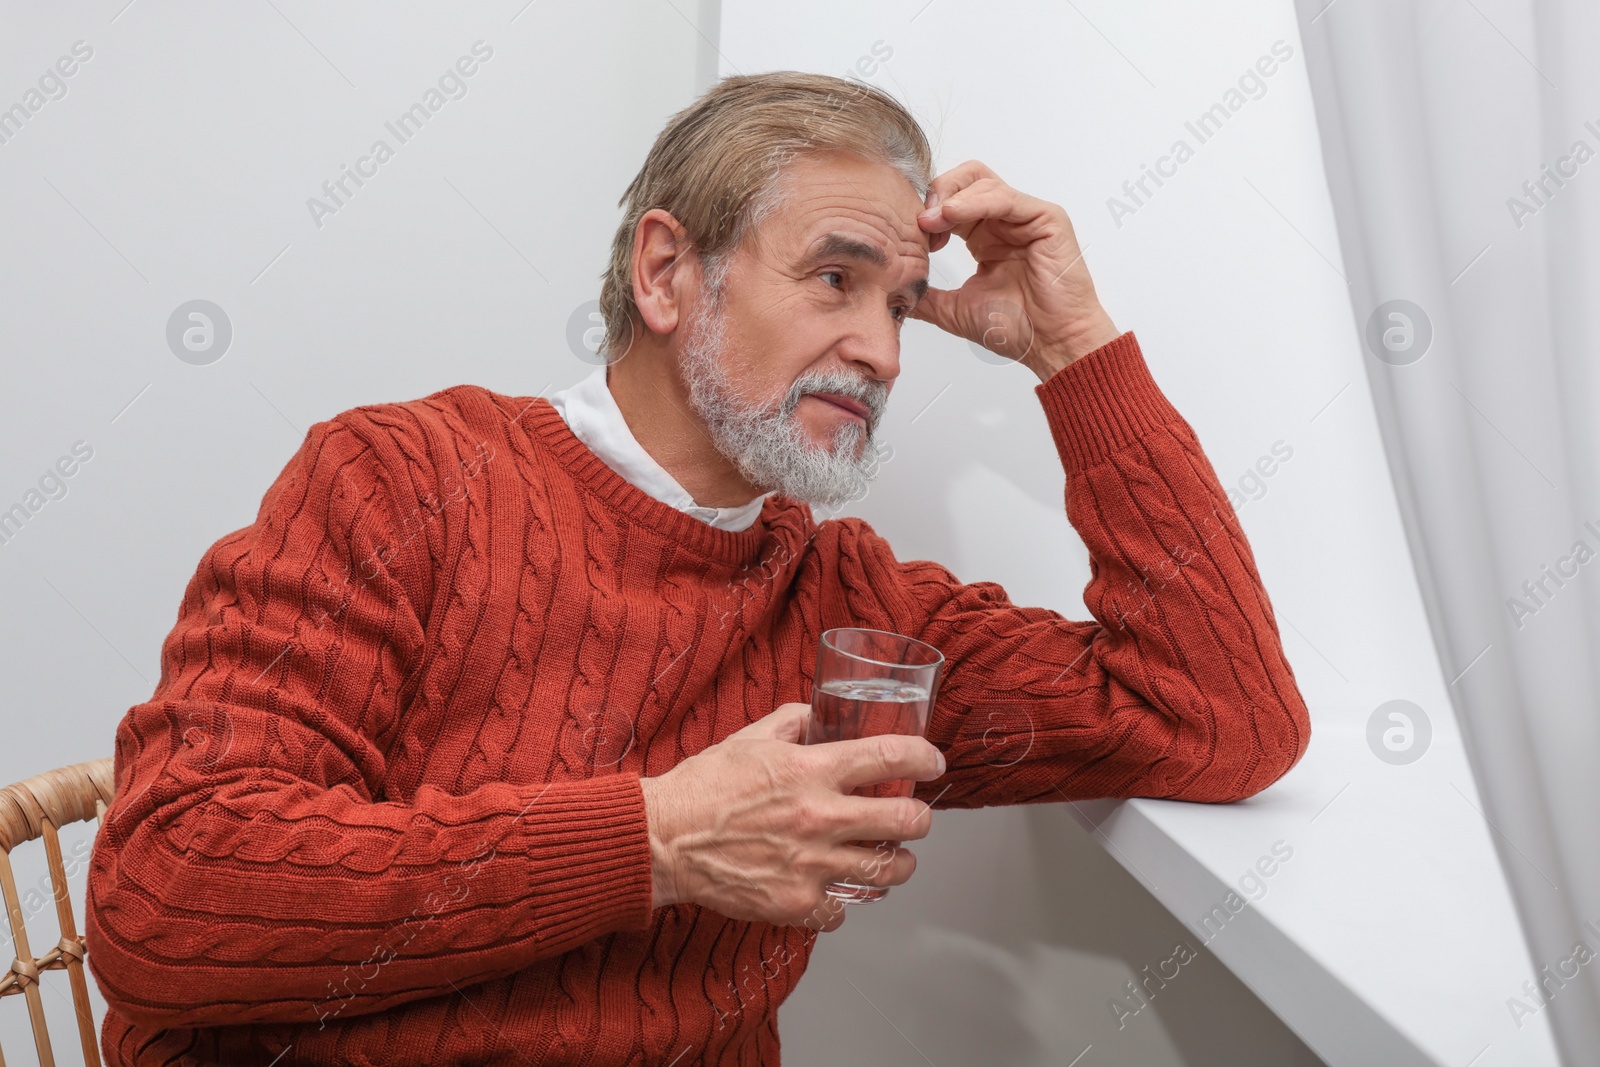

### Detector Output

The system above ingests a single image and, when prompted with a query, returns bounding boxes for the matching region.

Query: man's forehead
[783,164,927,244]
[796,228,929,303]
[791,198,929,266]
[802,229,923,267]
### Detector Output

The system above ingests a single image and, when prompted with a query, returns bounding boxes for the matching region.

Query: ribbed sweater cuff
[1033,331,1181,471]
[512,771,655,943]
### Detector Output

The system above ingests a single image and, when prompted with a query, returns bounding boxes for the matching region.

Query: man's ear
[633,208,693,335]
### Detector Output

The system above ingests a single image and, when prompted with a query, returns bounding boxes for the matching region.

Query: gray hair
[597,71,934,362]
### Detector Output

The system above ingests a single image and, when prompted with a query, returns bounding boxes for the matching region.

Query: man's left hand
[910,160,1121,381]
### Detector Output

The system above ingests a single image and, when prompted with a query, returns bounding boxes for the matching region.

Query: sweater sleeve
[85,414,655,1029]
[863,331,1310,807]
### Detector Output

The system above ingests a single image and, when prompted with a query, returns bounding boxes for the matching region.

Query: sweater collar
[547,364,775,532]
[515,390,813,568]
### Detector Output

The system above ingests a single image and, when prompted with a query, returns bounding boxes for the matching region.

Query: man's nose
[840,314,902,385]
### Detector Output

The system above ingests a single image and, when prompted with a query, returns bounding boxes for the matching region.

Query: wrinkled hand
[911,159,1121,380]
[640,703,945,933]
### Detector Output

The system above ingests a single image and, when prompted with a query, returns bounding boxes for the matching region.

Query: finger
[958,224,1038,263]
[907,285,957,332]
[924,159,1002,212]
[732,702,811,743]
[933,180,1058,242]
[919,176,1011,238]
[800,894,848,933]
[919,170,1007,245]
[813,733,945,791]
[826,843,916,889]
[831,792,936,844]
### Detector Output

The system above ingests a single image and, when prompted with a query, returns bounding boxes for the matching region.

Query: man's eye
[820,271,845,289]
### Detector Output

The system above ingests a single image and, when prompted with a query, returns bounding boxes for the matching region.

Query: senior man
[86,71,1310,1066]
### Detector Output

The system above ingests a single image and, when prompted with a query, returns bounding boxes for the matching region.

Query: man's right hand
[639,702,946,933]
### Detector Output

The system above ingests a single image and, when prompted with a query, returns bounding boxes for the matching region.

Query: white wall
[716,1,1447,1064]
[0,0,712,1055]
[0,0,1428,1063]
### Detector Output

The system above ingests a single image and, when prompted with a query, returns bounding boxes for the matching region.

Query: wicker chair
[0,758,115,1067]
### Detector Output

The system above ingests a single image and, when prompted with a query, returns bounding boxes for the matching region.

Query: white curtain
[1296,1,1600,1062]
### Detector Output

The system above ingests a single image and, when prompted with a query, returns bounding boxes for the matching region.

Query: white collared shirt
[547,364,774,532]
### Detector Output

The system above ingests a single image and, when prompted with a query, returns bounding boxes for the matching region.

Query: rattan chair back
[0,758,115,1067]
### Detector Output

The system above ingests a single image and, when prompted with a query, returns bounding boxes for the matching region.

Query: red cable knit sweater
[85,331,1309,1066]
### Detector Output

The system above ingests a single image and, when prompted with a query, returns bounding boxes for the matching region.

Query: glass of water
[804,627,945,904]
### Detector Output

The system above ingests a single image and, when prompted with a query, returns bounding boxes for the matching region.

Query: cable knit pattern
[85,331,1309,1066]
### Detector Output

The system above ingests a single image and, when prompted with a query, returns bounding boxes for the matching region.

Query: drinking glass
[803,627,945,904]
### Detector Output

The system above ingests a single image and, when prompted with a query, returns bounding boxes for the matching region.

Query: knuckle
[772,746,810,787]
[860,847,894,885]
[791,798,826,840]
[874,735,900,779]
[780,886,815,922]
[871,844,903,877]
[898,798,930,839]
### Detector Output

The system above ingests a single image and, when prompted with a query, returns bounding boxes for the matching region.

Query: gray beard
[678,289,889,512]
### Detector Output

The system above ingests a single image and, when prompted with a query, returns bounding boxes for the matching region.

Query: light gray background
[0,1,1454,1063]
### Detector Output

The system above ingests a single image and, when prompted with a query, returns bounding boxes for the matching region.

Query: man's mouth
[807,393,870,422]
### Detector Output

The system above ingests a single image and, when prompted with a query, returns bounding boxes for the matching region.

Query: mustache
[783,370,888,426]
